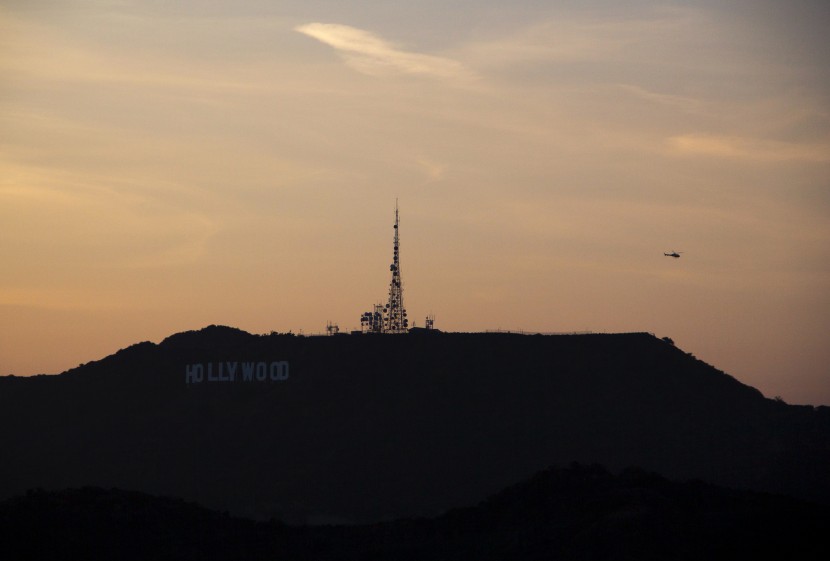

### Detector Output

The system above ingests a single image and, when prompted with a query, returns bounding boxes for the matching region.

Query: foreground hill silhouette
[1,326,829,523]
[2,464,828,560]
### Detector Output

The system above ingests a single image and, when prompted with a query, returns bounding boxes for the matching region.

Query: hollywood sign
[185,361,289,385]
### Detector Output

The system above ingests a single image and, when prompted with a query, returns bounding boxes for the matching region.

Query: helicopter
[664,251,683,258]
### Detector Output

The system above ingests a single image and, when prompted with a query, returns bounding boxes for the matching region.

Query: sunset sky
[2,1,828,405]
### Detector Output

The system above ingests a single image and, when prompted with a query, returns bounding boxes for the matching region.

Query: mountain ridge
[1,326,828,523]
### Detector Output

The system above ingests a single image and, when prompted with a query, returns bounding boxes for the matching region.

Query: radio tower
[359,201,409,334]
[384,201,408,333]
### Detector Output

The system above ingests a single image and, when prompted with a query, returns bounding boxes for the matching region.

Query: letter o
[269,361,289,381]
[256,362,267,381]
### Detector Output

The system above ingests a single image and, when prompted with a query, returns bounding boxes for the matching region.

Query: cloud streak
[668,134,830,163]
[617,84,705,113]
[295,23,470,79]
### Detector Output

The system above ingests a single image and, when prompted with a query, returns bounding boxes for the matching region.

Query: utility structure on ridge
[360,202,409,334]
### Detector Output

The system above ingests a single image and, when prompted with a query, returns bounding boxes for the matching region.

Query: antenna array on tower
[360,202,409,334]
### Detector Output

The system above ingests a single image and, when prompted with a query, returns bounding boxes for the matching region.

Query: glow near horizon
[0,1,828,405]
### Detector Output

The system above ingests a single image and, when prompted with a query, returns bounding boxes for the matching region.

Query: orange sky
[1,1,829,405]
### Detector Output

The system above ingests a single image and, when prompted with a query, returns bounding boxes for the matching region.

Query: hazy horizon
[2,1,828,405]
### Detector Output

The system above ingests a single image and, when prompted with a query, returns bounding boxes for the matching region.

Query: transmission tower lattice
[383,202,408,332]
[359,202,409,334]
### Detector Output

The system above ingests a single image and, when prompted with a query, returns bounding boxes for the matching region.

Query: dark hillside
[1,326,828,522]
[2,465,828,561]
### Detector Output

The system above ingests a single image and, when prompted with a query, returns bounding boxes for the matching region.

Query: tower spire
[359,201,409,334]
[384,199,408,333]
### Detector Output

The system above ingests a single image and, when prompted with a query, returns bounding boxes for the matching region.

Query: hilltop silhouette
[1,326,829,523]
[1,464,827,560]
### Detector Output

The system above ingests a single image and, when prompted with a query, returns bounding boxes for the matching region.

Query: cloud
[0,156,219,271]
[617,84,705,113]
[668,134,830,163]
[458,6,705,70]
[295,22,470,79]
[414,157,448,182]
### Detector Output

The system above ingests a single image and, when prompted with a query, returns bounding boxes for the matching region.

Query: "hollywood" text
[185,361,289,385]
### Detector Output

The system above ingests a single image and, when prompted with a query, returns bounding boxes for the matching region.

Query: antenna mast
[359,200,409,334]
[384,200,408,333]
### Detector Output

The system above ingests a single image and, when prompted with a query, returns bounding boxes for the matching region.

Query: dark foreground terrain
[2,326,829,522]
[2,464,828,561]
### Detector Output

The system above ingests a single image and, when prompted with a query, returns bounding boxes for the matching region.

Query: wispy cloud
[295,23,470,79]
[617,84,705,113]
[0,156,219,271]
[414,156,448,182]
[458,7,705,70]
[668,134,830,163]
